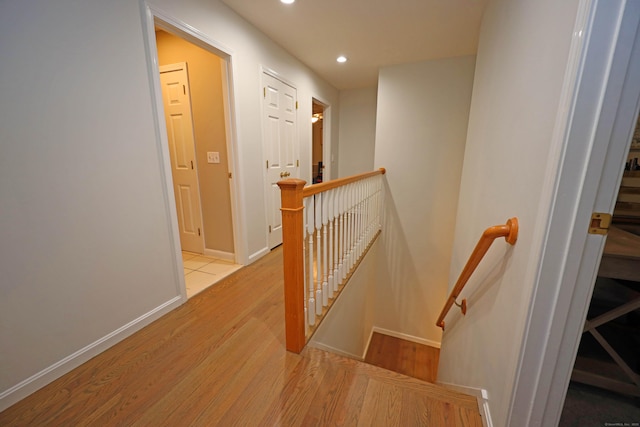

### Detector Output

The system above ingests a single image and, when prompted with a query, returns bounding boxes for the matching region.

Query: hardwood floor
[0,247,482,426]
[365,332,440,383]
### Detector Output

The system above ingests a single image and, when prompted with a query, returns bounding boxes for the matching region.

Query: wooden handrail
[436,217,519,330]
[303,168,386,197]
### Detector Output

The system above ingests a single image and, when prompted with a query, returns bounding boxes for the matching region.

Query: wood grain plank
[364,332,439,382]
[0,248,482,426]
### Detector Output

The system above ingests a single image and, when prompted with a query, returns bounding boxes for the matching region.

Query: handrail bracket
[453,298,467,315]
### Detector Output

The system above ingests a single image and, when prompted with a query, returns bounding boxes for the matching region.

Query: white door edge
[509,1,640,426]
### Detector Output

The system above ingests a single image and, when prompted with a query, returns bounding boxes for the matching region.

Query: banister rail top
[436,217,519,331]
[303,168,386,197]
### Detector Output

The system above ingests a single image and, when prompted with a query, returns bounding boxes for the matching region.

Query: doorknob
[280,171,291,178]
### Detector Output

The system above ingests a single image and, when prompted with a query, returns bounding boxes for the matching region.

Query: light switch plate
[207,152,220,164]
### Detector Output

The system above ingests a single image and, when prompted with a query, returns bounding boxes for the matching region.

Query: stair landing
[302,346,483,426]
[365,332,440,382]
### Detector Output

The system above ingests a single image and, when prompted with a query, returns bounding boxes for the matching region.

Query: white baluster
[370,177,376,239]
[325,190,334,299]
[321,192,329,306]
[348,182,355,270]
[365,179,371,247]
[378,175,383,230]
[333,187,340,290]
[342,185,349,282]
[315,193,323,315]
[365,178,371,244]
[337,186,344,284]
[305,196,315,325]
[357,181,362,262]
[370,178,376,239]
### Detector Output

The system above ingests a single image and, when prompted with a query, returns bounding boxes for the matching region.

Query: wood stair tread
[303,346,480,412]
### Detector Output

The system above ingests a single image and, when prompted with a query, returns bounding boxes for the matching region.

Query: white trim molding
[203,248,236,262]
[248,247,270,264]
[438,382,493,427]
[0,296,183,412]
[371,326,442,349]
[509,1,640,426]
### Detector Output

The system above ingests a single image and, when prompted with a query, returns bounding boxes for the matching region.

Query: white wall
[0,0,339,410]
[0,0,182,409]
[374,56,476,346]
[338,87,378,177]
[309,239,378,359]
[436,0,581,426]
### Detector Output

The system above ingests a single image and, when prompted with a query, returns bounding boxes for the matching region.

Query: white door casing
[159,62,205,254]
[509,1,640,425]
[262,72,298,248]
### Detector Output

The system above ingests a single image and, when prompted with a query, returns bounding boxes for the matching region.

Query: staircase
[300,346,483,426]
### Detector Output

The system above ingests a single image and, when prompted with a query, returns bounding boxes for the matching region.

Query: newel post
[277,178,307,353]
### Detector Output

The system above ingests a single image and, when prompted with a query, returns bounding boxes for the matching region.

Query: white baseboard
[247,247,270,264]
[307,341,364,361]
[437,382,493,427]
[0,296,183,412]
[203,248,235,262]
[372,327,441,349]
[362,328,376,360]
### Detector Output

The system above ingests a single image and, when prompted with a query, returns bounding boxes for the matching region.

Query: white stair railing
[278,168,385,353]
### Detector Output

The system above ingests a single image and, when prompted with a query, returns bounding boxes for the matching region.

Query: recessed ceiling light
[281,0,295,4]
[336,56,347,63]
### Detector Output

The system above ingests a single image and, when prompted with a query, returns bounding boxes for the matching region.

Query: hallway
[0,248,481,426]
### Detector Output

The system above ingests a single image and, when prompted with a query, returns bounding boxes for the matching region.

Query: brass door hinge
[269,225,272,233]
[266,160,269,169]
[228,172,232,179]
[296,160,299,167]
[589,213,611,235]
[198,228,201,236]
[296,101,299,110]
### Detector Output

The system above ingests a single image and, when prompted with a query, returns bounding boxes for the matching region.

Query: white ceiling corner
[220,0,488,90]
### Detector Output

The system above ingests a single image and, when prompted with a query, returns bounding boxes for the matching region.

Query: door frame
[140,3,246,299]
[509,1,640,425]
[311,96,333,182]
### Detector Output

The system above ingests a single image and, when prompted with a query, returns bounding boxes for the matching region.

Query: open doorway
[312,99,326,184]
[152,25,242,297]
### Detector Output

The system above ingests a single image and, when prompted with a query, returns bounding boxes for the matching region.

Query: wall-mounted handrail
[436,218,519,330]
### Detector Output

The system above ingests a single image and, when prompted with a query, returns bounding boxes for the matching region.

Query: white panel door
[160,63,204,254]
[262,72,298,248]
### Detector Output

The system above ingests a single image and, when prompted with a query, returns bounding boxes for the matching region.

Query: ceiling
[220,0,488,90]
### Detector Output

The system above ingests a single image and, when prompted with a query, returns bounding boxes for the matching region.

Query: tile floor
[182,251,243,298]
